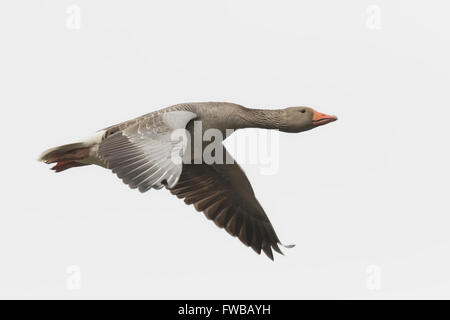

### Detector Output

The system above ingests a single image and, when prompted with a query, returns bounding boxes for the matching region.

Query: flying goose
[39,102,337,260]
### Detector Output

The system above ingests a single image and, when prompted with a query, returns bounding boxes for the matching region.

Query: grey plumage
[98,110,197,191]
[40,101,337,260]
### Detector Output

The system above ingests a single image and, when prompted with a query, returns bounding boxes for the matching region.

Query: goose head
[282,107,337,133]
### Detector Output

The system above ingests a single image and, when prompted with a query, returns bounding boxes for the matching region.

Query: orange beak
[312,110,338,126]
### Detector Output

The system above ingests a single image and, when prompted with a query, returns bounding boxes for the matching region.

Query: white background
[1,0,449,299]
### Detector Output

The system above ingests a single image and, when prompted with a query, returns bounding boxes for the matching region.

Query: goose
[39,102,337,260]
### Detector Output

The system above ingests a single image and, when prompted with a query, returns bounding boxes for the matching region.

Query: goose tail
[39,142,91,172]
[39,131,106,172]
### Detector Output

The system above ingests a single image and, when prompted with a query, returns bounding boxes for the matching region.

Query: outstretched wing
[98,111,197,192]
[169,148,294,260]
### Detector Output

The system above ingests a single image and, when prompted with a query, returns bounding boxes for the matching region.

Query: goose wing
[169,148,293,260]
[98,111,197,192]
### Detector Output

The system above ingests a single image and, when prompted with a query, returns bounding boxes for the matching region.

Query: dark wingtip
[272,243,283,255]
[262,243,274,260]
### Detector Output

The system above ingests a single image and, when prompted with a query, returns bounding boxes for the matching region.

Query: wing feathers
[98,111,196,191]
[99,109,291,260]
[169,160,293,260]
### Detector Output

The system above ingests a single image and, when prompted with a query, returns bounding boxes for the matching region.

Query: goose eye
[300,109,306,113]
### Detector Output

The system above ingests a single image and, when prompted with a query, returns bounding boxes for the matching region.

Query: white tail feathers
[39,130,106,172]
[38,142,87,162]
[39,130,106,161]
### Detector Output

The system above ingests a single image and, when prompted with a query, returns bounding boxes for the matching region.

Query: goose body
[40,102,337,260]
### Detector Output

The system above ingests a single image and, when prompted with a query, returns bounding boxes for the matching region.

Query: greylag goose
[39,102,337,260]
